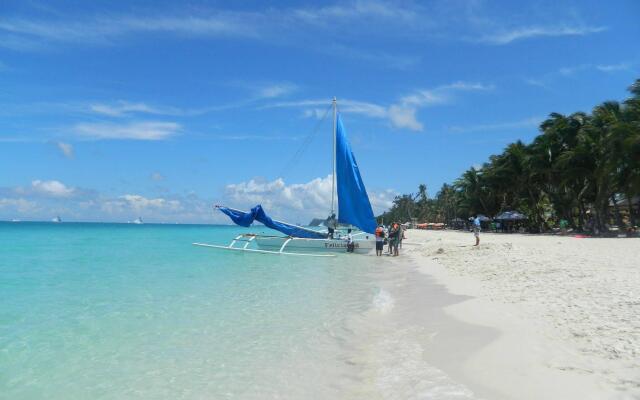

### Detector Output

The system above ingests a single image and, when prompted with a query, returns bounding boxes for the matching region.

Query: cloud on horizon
[0,176,395,223]
[223,174,394,221]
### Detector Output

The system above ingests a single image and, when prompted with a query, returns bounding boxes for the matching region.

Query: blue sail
[335,114,377,234]
[218,205,327,239]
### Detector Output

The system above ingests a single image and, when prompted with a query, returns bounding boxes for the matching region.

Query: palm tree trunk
[611,195,625,229]
[626,191,637,226]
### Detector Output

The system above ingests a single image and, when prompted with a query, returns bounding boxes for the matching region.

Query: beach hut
[449,217,466,230]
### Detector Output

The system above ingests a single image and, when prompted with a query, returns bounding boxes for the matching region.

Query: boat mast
[331,97,337,216]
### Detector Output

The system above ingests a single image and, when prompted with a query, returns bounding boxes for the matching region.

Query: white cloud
[86,82,296,119]
[525,61,634,89]
[0,14,255,50]
[0,198,37,213]
[339,99,388,118]
[0,2,605,54]
[266,98,387,120]
[400,82,494,108]
[478,25,606,45]
[387,105,422,131]
[89,101,172,117]
[449,116,543,133]
[269,81,492,132]
[222,174,394,221]
[74,121,180,140]
[368,189,397,214]
[0,180,213,223]
[150,172,165,181]
[56,141,74,158]
[31,180,75,197]
[121,194,181,211]
[257,83,297,99]
[100,194,182,215]
[224,176,332,214]
[596,62,631,72]
[0,175,395,223]
[319,43,420,70]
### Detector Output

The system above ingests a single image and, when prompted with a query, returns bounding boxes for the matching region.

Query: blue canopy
[335,114,377,234]
[495,211,527,221]
[217,205,327,239]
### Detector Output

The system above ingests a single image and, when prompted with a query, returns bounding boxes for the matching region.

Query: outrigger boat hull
[255,236,374,254]
[193,233,375,256]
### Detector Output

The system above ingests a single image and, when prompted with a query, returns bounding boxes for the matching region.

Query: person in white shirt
[473,215,481,246]
[346,228,354,253]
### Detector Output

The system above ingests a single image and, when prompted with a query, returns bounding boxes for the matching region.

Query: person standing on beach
[326,213,337,238]
[375,225,384,256]
[389,222,400,256]
[388,223,396,255]
[473,215,481,246]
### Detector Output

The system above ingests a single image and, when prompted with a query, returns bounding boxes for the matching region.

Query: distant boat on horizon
[11,218,21,222]
[132,217,143,224]
[52,216,62,223]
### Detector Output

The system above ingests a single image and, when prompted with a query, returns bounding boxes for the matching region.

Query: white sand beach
[396,230,640,399]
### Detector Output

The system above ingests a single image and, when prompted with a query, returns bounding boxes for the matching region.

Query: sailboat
[52,216,62,223]
[194,98,377,256]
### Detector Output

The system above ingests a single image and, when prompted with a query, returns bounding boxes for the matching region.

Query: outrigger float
[193,98,377,256]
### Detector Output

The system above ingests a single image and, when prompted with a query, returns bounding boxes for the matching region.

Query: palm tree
[377,79,640,234]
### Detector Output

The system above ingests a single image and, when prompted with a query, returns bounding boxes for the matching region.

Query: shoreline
[395,230,639,399]
[343,255,497,399]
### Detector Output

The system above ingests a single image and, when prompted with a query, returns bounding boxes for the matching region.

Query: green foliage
[379,79,640,233]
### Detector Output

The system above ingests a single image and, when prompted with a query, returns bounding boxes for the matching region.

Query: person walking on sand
[473,215,481,246]
[387,224,394,255]
[375,225,384,256]
[389,222,400,256]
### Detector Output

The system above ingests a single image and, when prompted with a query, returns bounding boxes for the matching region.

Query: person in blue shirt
[473,215,481,246]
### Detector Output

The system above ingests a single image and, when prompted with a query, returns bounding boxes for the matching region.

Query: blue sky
[1,0,639,223]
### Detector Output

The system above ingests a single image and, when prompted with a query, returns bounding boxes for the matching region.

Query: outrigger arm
[193,234,336,257]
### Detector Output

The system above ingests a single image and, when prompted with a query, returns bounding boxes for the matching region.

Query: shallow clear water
[1,222,480,399]
[1,222,383,399]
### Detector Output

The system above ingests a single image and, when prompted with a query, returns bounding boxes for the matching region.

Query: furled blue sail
[217,205,327,239]
[335,114,377,234]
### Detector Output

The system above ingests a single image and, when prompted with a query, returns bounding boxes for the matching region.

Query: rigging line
[278,103,332,179]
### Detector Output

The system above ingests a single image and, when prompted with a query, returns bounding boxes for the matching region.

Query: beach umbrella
[495,211,527,221]
[476,214,491,222]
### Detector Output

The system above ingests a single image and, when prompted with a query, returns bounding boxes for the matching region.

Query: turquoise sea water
[1,222,385,399]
